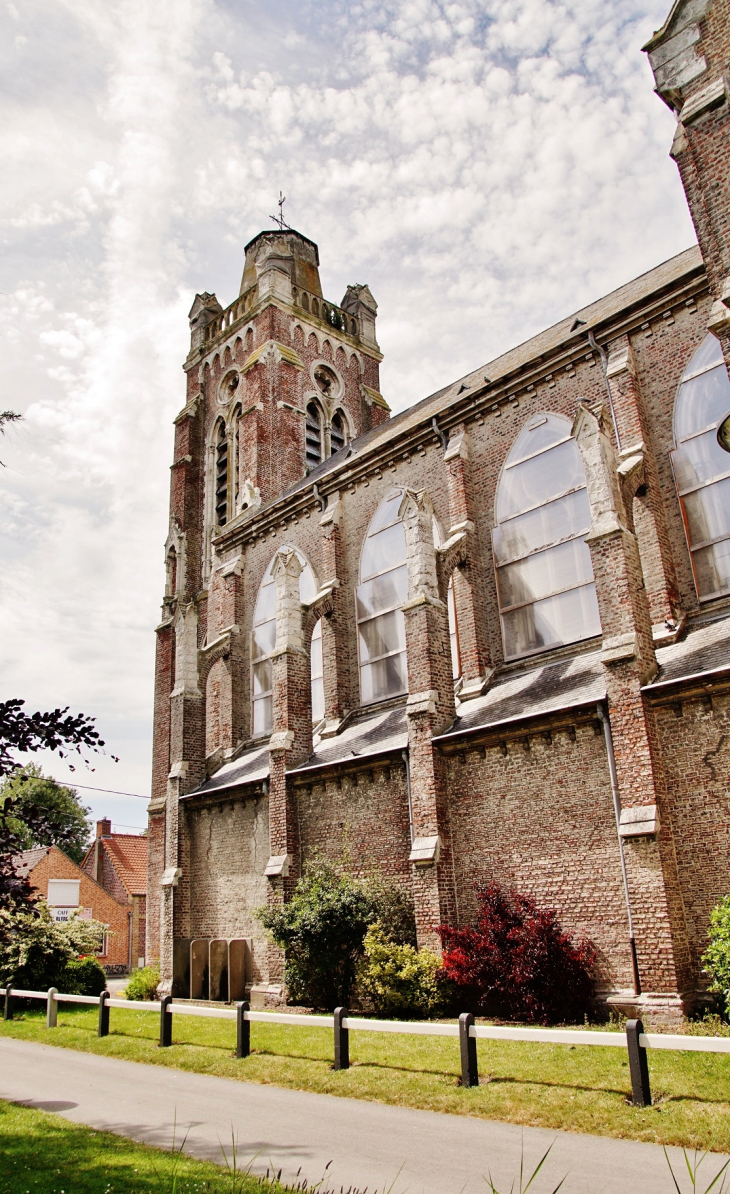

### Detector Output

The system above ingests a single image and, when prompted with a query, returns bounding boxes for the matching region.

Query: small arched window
[251,549,318,737]
[165,546,177,598]
[214,422,228,527]
[447,577,461,680]
[231,406,240,509]
[330,410,347,455]
[311,620,324,724]
[493,413,601,660]
[671,333,730,600]
[357,490,408,704]
[305,401,324,470]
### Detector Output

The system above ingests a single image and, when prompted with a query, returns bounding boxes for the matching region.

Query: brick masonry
[147,1,730,1019]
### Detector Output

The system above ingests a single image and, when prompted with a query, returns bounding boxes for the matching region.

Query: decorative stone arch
[164,519,186,602]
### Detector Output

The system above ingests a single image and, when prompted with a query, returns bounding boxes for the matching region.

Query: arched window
[214,421,228,527]
[251,549,318,737]
[311,620,324,724]
[447,577,461,680]
[330,410,347,455]
[305,401,324,470]
[357,490,408,704]
[165,546,177,598]
[671,333,730,600]
[493,413,601,660]
[232,407,240,510]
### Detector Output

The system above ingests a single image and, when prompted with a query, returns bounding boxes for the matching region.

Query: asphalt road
[0,1037,725,1193]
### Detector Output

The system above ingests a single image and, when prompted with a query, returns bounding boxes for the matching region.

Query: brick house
[15,846,130,973]
[80,820,147,973]
[147,0,730,1020]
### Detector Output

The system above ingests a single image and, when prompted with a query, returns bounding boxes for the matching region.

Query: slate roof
[647,612,730,689]
[280,246,703,502]
[183,743,270,799]
[436,650,607,742]
[291,704,409,775]
[12,846,50,878]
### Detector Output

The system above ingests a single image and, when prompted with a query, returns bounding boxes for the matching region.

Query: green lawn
[1,1006,730,1154]
[0,1098,303,1194]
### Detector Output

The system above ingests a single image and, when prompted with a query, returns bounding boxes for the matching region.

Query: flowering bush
[0,904,109,994]
[438,883,596,1024]
[702,895,730,1016]
[356,924,449,1018]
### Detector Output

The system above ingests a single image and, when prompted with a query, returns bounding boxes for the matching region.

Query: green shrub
[258,861,376,1010]
[356,924,448,1018]
[702,895,730,1016]
[61,957,106,996]
[125,966,160,1001]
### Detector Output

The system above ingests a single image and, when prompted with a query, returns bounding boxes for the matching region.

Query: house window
[330,410,347,455]
[215,421,228,527]
[251,549,318,736]
[47,879,80,922]
[357,490,408,704]
[671,333,730,600]
[305,401,324,469]
[493,413,601,660]
[311,620,324,724]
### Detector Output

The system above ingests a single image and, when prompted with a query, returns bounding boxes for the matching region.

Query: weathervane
[269,191,291,230]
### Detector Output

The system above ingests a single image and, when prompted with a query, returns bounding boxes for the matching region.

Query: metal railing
[3,985,730,1108]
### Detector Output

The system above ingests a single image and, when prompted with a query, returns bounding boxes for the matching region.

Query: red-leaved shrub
[438,883,596,1024]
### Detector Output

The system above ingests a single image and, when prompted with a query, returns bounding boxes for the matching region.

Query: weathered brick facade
[147,1,730,1020]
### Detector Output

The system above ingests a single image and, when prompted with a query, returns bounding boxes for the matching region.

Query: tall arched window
[251,549,318,736]
[671,333,730,600]
[330,410,347,455]
[493,413,601,660]
[447,577,461,680]
[311,620,324,724]
[305,402,323,469]
[357,490,408,703]
[214,421,228,527]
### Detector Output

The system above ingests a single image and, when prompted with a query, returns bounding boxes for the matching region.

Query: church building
[147,0,730,1020]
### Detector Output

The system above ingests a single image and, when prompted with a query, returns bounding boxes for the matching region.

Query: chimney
[96,818,112,838]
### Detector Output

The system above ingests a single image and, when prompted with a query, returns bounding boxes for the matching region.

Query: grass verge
[0,1098,311,1194]
[1,1007,730,1153]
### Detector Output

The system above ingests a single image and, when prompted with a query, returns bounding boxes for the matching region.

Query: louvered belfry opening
[215,423,228,527]
[305,401,323,469]
[330,410,346,455]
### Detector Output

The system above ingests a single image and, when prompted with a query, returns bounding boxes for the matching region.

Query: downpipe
[597,702,641,996]
[402,750,414,845]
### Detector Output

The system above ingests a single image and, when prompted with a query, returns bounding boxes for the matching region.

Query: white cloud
[0,0,695,816]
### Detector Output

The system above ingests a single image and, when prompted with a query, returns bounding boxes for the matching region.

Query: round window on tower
[312,363,341,400]
[218,370,240,404]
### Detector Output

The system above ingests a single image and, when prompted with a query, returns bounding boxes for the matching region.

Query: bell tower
[644,0,730,335]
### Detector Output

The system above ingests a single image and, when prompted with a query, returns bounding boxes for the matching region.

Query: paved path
[0,1038,726,1193]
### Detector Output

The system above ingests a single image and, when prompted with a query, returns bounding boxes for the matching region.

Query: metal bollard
[3,986,12,1022]
[333,1006,349,1070]
[626,1018,651,1106]
[160,995,173,1048]
[46,987,58,1029]
[459,1012,479,1087]
[98,990,110,1038]
[236,1001,250,1059]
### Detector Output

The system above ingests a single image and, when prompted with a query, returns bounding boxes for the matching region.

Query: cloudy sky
[0,0,694,833]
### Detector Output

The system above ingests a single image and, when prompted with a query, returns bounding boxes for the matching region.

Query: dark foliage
[439,882,596,1024]
[0,700,104,933]
[0,409,21,467]
[0,699,104,781]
